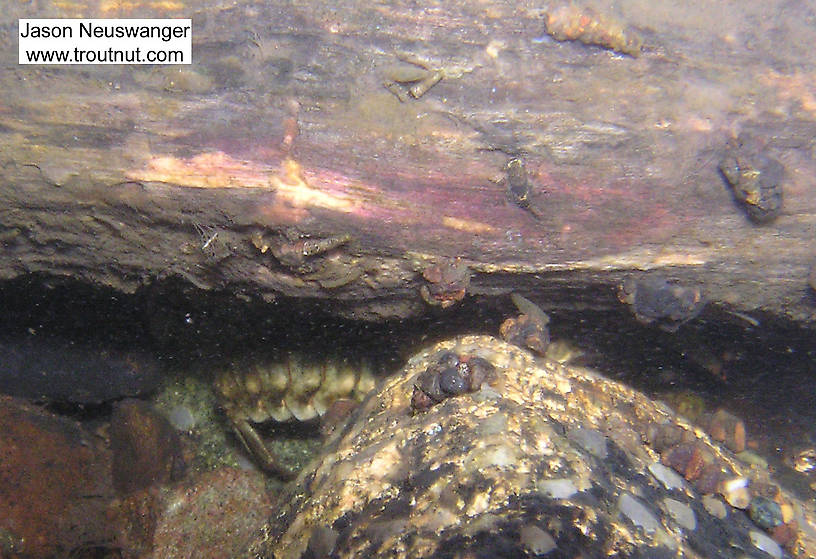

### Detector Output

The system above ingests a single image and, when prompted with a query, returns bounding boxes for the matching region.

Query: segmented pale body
[214,354,377,478]
[215,354,376,423]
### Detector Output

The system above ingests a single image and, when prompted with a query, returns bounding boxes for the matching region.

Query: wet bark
[1,0,815,322]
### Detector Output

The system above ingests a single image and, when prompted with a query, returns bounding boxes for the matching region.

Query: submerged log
[1,0,815,322]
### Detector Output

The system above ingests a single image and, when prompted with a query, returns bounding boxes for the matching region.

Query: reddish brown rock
[110,399,185,494]
[662,442,709,481]
[116,468,272,559]
[704,408,747,453]
[0,395,117,558]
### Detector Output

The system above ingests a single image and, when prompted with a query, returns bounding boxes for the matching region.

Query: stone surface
[116,467,272,559]
[253,336,816,558]
[0,336,160,404]
[0,395,117,558]
[110,399,186,494]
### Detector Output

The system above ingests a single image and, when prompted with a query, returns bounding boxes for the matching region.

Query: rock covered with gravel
[253,336,816,558]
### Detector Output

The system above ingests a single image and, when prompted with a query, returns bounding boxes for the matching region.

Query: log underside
[1,0,815,323]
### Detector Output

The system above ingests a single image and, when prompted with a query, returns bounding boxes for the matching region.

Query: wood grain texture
[1,0,814,321]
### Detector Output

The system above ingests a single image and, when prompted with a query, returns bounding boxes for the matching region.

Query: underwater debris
[419,259,471,308]
[504,159,545,220]
[543,4,643,57]
[719,137,784,223]
[543,339,584,364]
[618,275,705,332]
[252,229,352,272]
[382,55,444,101]
[280,98,300,153]
[500,293,551,355]
[506,158,531,208]
[410,350,496,412]
[193,222,231,261]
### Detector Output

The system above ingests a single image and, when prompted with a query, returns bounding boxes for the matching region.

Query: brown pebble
[116,468,271,557]
[0,395,117,557]
[771,521,799,548]
[694,463,724,495]
[706,409,746,453]
[646,423,687,452]
[111,399,186,494]
[663,442,707,481]
[684,445,707,481]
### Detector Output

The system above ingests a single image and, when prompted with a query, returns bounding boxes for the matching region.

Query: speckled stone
[117,467,271,558]
[519,524,557,555]
[252,336,816,559]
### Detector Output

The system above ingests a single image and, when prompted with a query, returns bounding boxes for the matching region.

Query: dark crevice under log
[1,0,815,323]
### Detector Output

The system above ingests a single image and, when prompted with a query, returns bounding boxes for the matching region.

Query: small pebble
[536,478,578,500]
[706,409,746,453]
[663,498,696,531]
[771,522,799,548]
[792,448,816,473]
[567,427,608,459]
[748,496,783,531]
[167,405,197,431]
[719,477,751,509]
[649,462,685,491]
[519,525,557,555]
[702,495,727,520]
[618,493,660,534]
[736,450,768,469]
[749,530,783,559]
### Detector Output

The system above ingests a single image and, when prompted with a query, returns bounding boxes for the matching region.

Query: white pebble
[750,530,783,559]
[167,405,196,430]
[719,477,751,509]
[663,498,696,531]
[649,462,685,491]
[567,427,608,459]
[536,478,578,499]
[519,525,557,555]
[702,495,727,520]
[618,493,660,533]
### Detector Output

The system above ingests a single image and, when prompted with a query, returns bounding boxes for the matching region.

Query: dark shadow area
[0,273,814,500]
